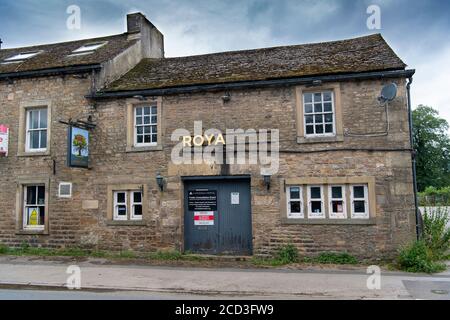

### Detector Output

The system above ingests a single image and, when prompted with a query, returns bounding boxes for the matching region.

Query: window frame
[107,184,147,224]
[295,84,344,144]
[286,186,304,219]
[23,185,46,231]
[126,98,163,153]
[3,51,42,63]
[350,184,369,219]
[307,185,325,219]
[25,107,48,153]
[328,185,347,219]
[302,91,336,138]
[282,177,376,225]
[70,42,107,56]
[133,105,158,148]
[113,191,128,221]
[130,191,143,221]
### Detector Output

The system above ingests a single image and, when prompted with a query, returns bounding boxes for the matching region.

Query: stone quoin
[0,12,417,259]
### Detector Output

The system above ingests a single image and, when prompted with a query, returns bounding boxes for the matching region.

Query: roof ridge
[159,33,383,60]
[0,33,128,52]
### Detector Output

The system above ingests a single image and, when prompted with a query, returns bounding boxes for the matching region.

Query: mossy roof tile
[105,34,406,92]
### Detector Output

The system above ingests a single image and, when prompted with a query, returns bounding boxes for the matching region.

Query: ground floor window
[350,185,369,219]
[113,190,143,221]
[286,182,371,220]
[308,185,325,219]
[23,185,46,230]
[287,186,303,219]
[329,185,346,219]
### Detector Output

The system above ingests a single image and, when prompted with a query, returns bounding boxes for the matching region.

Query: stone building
[0,13,417,259]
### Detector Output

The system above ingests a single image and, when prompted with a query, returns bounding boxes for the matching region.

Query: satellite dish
[378,83,398,104]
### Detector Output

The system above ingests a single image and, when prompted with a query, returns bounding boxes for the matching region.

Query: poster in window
[68,126,89,168]
[28,208,39,226]
[0,125,9,157]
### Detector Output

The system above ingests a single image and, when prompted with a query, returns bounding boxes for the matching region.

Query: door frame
[181,175,252,255]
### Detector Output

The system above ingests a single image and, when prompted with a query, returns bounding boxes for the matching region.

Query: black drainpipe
[407,77,421,240]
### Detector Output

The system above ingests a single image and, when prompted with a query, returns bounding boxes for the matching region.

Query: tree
[73,134,87,157]
[413,105,450,191]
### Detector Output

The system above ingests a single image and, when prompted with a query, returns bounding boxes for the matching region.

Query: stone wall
[0,75,416,259]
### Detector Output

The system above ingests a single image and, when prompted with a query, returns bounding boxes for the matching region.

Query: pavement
[0,256,449,300]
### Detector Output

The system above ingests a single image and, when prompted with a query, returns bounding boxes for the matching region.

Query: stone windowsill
[281,218,376,225]
[16,229,49,236]
[17,151,51,158]
[297,135,344,144]
[106,220,148,227]
[126,145,163,153]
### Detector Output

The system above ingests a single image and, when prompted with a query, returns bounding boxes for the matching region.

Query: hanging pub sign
[0,125,9,157]
[67,126,89,168]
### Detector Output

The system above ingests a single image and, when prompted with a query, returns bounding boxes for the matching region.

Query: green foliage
[0,244,8,254]
[315,252,358,265]
[413,105,450,191]
[147,250,183,261]
[398,240,446,274]
[419,186,450,206]
[422,207,450,260]
[276,244,299,264]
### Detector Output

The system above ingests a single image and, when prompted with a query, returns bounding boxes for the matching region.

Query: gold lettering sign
[182,134,226,147]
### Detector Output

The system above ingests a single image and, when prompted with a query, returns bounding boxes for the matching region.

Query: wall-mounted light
[263,174,271,191]
[222,92,231,103]
[156,172,165,191]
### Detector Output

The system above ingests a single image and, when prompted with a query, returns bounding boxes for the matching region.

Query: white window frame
[308,185,325,219]
[113,191,128,221]
[287,186,304,219]
[71,42,107,55]
[58,182,72,199]
[130,191,143,221]
[134,105,158,148]
[329,185,347,219]
[25,107,48,153]
[350,185,369,219]
[303,91,336,138]
[4,51,41,63]
[23,185,46,231]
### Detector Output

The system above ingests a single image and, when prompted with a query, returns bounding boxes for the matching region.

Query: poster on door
[194,211,215,226]
[0,125,9,157]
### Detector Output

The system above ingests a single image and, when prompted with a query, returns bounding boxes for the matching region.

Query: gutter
[0,64,102,80]
[88,69,416,100]
[407,77,421,240]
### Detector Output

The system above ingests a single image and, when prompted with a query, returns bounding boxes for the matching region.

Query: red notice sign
[194,212,215,226]
[0,125,9,157]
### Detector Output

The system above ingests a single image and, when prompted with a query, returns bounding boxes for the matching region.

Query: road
[0,256,449,300]
[0,289,223,300]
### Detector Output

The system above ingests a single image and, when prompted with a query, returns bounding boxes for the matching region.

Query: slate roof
[104,34,407,92]
[0,34,137,75]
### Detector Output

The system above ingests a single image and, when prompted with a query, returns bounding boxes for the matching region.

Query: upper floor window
[26,108,48,152]
[303,91,335,137]
[3,51,42,64]
[134,105,158,147]
[69,42,107,56]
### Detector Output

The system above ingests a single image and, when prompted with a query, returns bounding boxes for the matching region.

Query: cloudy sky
[0,0,449,123]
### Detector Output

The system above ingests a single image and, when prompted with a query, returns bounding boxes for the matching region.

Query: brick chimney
[126,12,164,58]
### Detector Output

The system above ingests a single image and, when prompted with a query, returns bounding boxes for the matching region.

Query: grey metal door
[184,177,252,255]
